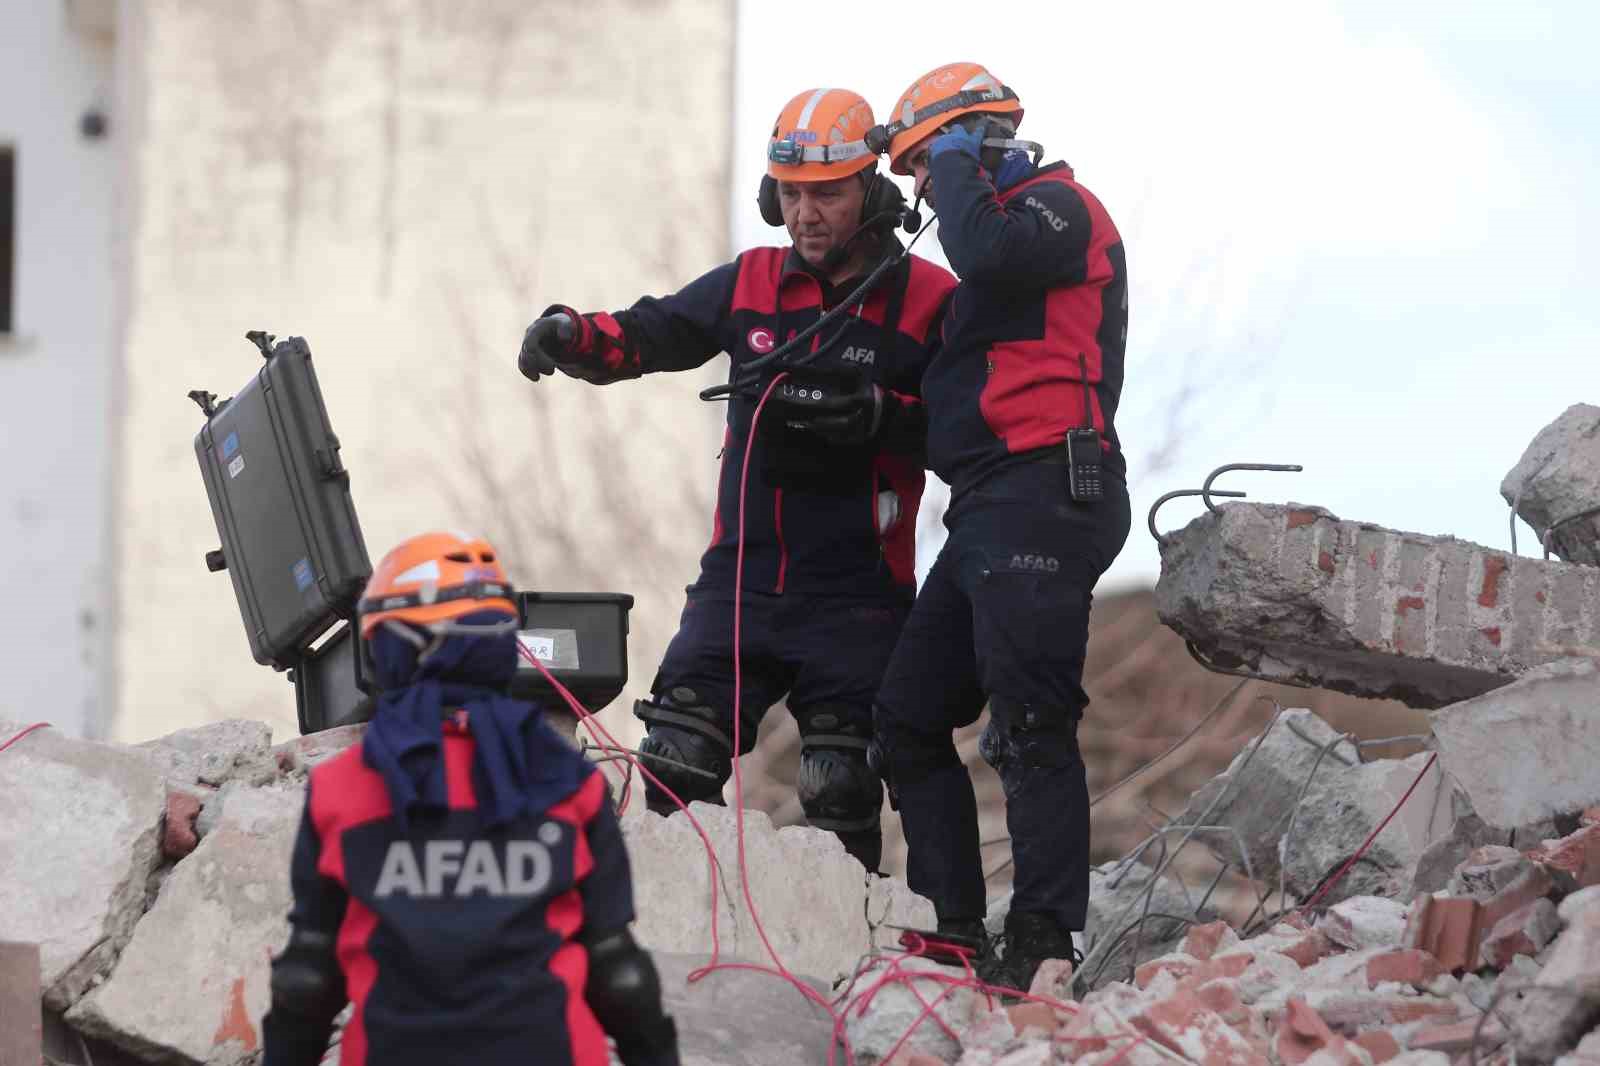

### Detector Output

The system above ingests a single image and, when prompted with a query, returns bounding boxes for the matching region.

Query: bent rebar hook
[1146,462,1304,542]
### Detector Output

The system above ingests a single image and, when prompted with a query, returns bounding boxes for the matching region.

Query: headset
[756,168,911,231]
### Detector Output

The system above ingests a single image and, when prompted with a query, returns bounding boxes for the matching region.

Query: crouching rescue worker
[516,88,955,873]
[262,532,679,1066]
[864,63,1132,991]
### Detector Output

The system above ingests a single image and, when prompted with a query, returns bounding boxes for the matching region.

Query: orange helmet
[358,531,518,641]
[868,62,1024,175]
[767,88,878,182]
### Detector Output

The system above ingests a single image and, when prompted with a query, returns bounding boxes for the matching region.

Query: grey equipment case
[192,331,372,671]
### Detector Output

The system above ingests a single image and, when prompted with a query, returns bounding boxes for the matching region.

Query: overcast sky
[732,0,1599,589]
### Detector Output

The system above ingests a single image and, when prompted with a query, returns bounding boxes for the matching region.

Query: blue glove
[929,121,985,161]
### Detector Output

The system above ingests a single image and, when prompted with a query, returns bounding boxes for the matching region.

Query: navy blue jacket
[924,154,1128,501]
[283,725,629,1066]
[555,247,955,601]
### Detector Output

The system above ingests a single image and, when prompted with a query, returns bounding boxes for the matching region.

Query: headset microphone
[901,195,924,234]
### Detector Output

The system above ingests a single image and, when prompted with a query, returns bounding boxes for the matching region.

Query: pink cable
[0,722,49,754]
[1298,751,1439,914]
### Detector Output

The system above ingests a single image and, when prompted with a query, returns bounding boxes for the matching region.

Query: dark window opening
[0,147,13,334]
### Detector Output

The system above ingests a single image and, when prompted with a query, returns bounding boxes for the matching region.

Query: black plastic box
[292,592,634,734]
[194,336,371,669]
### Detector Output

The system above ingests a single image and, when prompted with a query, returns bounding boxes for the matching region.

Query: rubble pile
[4,405,1597,1065]
[843,814,1600,1066]
[0,718,932,1066]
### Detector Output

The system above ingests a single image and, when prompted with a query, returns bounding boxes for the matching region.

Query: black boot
[924,916,991,971]
[985,910,1081,996]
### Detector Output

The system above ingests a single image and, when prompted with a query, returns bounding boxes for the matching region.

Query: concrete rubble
[1,717,934,1066]
[1429,657,1600,830]
[1154,502,1600,707]
[1501,403,1600,566]
[9,407,1600,1064]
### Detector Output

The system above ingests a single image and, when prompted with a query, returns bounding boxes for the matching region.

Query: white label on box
[519,629,579,670]
[525,635,556,661]
[228,454,245,479]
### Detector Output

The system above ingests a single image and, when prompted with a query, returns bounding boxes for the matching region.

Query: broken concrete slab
[622,801,896,983]
[65,784,302,1066]
[1506,889,1600,1064]
[650,953,839,1066]
[0,722,166,1010]
[867,873,937,953]
[1501,403,1600,566]
[1170,708,1444,904]
[132,719,274,790]
[1281,750,1445,904]
[1155,503,1600,707]
[1031,861,1203,990]
[268,723,365,778]
[1430,658,1600,830]
[1172,708,1359,892]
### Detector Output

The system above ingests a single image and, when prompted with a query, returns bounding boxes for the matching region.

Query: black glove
[779,376,886,447]
[517,313,577,382]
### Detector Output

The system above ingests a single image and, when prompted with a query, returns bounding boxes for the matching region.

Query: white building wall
[0,3,119,738]
[113,0,734,742]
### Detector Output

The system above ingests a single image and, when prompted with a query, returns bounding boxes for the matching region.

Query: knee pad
[981,697,1081,775]
[795,705,882,833]
[634,688,732,808]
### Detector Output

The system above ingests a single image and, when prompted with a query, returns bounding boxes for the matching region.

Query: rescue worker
[864,63,1132,991]
[262,532,679,1066]
[515,88,956,875]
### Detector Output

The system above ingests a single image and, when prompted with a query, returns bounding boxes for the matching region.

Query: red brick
[1008,1001,1058,1036]
[1353,1030,1402,1063]
[1280,912,1314,932]
[1275,999,1345,1066]
[1408,1018,1501,1055]
[1277,930,1334,968]
[1479,899,1561,969]
[1193,979,1250,1028]
[1287,510,1320,529]
[1135,955,1196,989]
[1364,949,1443,990]
[1478,556,1508,607]
[1480,627,1502,647]
[1319,551,1336,573]
[1182,920,1236,962]
[1404,895,1486,973]
[162,789,203,861]
[1132,990,1268,1066]
[1526,824,1600,890]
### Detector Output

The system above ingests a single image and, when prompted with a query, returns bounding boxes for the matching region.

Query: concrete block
[1172,708,1444,904]
[0,941,42,1066]
[268,724,366,778]
[1155,503,1600,707]
[624,802,879,983]
[1506,888,1600,1064]
[0,721,166,1009]
[867,874,938,954]
[844,956,984,1064]
[1554,1029,1600,1066]
[65,784,302,1065]
[133,719,275,789]
[1501,403,1600,566]
[650,953,839,1066]
[1318,897,1410,952]
[1430,658,1600,829]
[1282,751,1445,904]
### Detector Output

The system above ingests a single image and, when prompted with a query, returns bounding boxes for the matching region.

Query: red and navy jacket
[553,245,955,602]
[286,722,630,1066]
[924,151,1128,501]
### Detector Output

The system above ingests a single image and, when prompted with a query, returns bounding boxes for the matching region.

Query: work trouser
[642,588,909,869]
[872,457,1130,929]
